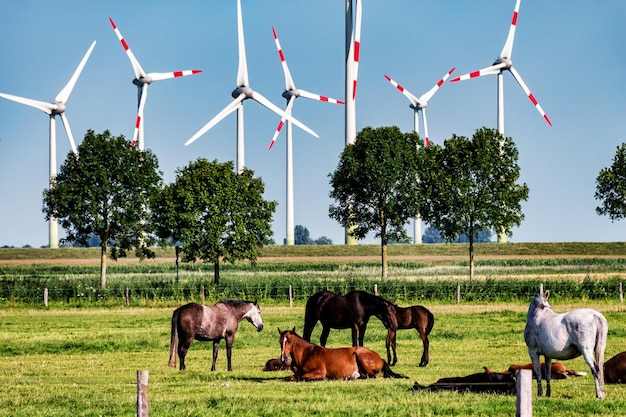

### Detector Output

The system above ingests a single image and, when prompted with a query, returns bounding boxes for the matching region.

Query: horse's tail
[303,293,321,342]
[168,307,180,368]
[382,360,408,379]
[595,314,608,385]
[424,308,435,336]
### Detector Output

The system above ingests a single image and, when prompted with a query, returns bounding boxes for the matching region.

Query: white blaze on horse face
[245,304,264,331]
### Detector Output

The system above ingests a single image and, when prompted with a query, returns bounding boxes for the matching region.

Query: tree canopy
[42,130,163,288]
[416,127,528,278]
[595,143,626,223]
[329,126,422,278]
[152,158,276,284]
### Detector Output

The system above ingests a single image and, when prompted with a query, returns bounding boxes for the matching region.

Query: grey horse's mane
[218,299,256,308]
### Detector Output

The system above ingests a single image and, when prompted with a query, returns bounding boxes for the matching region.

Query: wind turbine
[109,17,202,151]
[449,0,551,134]
[450,0,551,243]
[384,67,455,244]
[269,26,344,246]
[185,0,317,174]
[0,40,96,249]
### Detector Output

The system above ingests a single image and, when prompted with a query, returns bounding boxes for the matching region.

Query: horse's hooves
[419,361,428,367]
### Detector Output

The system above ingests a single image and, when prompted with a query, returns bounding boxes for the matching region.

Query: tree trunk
[214,259,220,285]
[469,231,475,280]
[381,241,388,279]
[100,243,107,289]
[380,210,388,279]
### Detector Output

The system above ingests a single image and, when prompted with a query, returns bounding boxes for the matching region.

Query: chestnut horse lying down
[262,357,292,372]
[410,367,516,394]
[604,351,626,383]
[278,328,407,381]
[503,362,587,380]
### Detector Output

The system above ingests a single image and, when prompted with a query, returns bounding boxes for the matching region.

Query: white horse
[524,291,608,399]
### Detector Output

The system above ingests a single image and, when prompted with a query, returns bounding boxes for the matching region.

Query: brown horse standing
[386,303,434,367]
[278,328,406,381]
[303,290,398,347]
[168,300,264,371]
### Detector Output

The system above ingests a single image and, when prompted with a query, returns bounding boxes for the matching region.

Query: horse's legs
[211,340,220,371]
[529,350,544,396]
[581,347,606,399]
[320,326,331,347]
[225,335,234,372]
[302,317,317,343]
[386,329,397,366]
[418,327,430,367]
[357,323,367,347]
[178,337,193,371]
[545,357,552,397]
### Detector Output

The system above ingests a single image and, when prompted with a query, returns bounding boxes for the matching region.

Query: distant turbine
[109,17,202,151]
[384,68,454,244]
[450,0,551,134]
[269,26,344,246]
[185,0,317,174]
[0,40,96,249]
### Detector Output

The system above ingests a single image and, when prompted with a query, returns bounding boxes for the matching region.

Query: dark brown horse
[168,300,264,371]
[278,328,406,381]
[303,290,398,347]
[386,303,434,367]
[604,351,626,383]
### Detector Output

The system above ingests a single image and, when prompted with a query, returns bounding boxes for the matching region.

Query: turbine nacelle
[232,86,253,100]
[133,76,152,87]
[51,102,66,115]
[493,57,513,69]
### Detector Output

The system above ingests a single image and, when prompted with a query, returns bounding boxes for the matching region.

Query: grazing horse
[524,291,608,399]
[278,328,406,381]
[604,351,626,383]
[303,290,398,347]
[168,300,264,371]
[386,303,434,367]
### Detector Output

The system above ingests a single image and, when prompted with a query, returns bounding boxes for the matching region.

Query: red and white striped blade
[148,70,202,82]
[508,66,552,126]
[501,0,521,59]
[297,89,345,105]
[251,90,318,138]
[132,85,149,149]
[272,27,295,91]
[185,94,245,146]
[450,63,505,82]
[59,113,78,155]
[420,68,455,104]
[268,96,297,150]
[109,18,146,79]
[421,108,430,148]
[236,0,249,87]
[56,41,96,104]
[384,75,419,107]
[352,0,362,101]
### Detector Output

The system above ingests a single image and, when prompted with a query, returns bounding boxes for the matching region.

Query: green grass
[1,303,626,416]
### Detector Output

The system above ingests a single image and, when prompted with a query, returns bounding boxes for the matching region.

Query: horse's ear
[291,326,296,333]
[277,327,282,335]
[545,290,550,300]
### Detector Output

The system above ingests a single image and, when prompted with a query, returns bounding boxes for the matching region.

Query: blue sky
[1,0,625,247]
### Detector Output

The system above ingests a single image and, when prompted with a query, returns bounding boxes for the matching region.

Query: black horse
[303,290,398,347]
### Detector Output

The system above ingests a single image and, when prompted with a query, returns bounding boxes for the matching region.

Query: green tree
[294,225,313,245]
[314,236,333,245]
[595,143,626,222]
[43,130,163,288]
[417,127,528,279]
[329,126,422,278]
[152,158,276,284]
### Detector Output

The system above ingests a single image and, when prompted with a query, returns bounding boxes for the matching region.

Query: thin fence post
[126,287,130,307]
[620,282,623,304]
[456,282,460,304]
[289,285,293,308]
[516,369,532,417]
[137,370,149,417]
[44,288,48,308]
[201,286,205,305]
[374,284,378,296]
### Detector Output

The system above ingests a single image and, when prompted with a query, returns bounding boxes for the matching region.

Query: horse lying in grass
[410,367,516,394]
[262,357,291,372]
[503,362,587,380]
[604,351,626,383]
[278,327,407,381]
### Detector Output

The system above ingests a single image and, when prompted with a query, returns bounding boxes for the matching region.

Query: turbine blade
[450,63,506,82]
[420,67,455,104]
[297,89,345,105]
[352,0,362,100]
[501,0,521,59]
[268,96,297,150]
[421,108,430,147]
[58,113,78,154]
[132,85,149,149]
[55,40,96,104]
[384,75,420,107]
[236,0,249,87]
[272,27,295,91]
[109,17,146,79]
[0,93,55,115]
[508,66,552,126]
[147,69,202,82]
[251,91,318,138]
[185,95,245,146]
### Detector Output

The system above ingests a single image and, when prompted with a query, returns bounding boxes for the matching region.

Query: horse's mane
[218,299,255,308]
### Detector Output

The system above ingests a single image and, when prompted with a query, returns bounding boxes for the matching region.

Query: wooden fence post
[125,287,130,307]
[620,282,623,304]
[289,285,293,308]
[201,286,205,305]
[137,370,149,417]
[516,369,532,417]
[44,288,48,308]
[374,284,378,296]
[456,282,460,304]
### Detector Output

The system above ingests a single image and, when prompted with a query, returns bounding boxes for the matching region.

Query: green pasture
[1,302,626,416]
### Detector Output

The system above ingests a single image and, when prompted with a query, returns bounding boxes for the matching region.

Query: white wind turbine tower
[269,26,345,246]
[109,18,202,151]
[185,0,317,174]
[450,0,551,243]
[0,40,96,249]
[384,67,455,243]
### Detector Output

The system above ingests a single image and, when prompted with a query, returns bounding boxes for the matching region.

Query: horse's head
[530,291,552,313]
[376,299,398,331]
[244,301,264,332]
[278,327,297,364]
